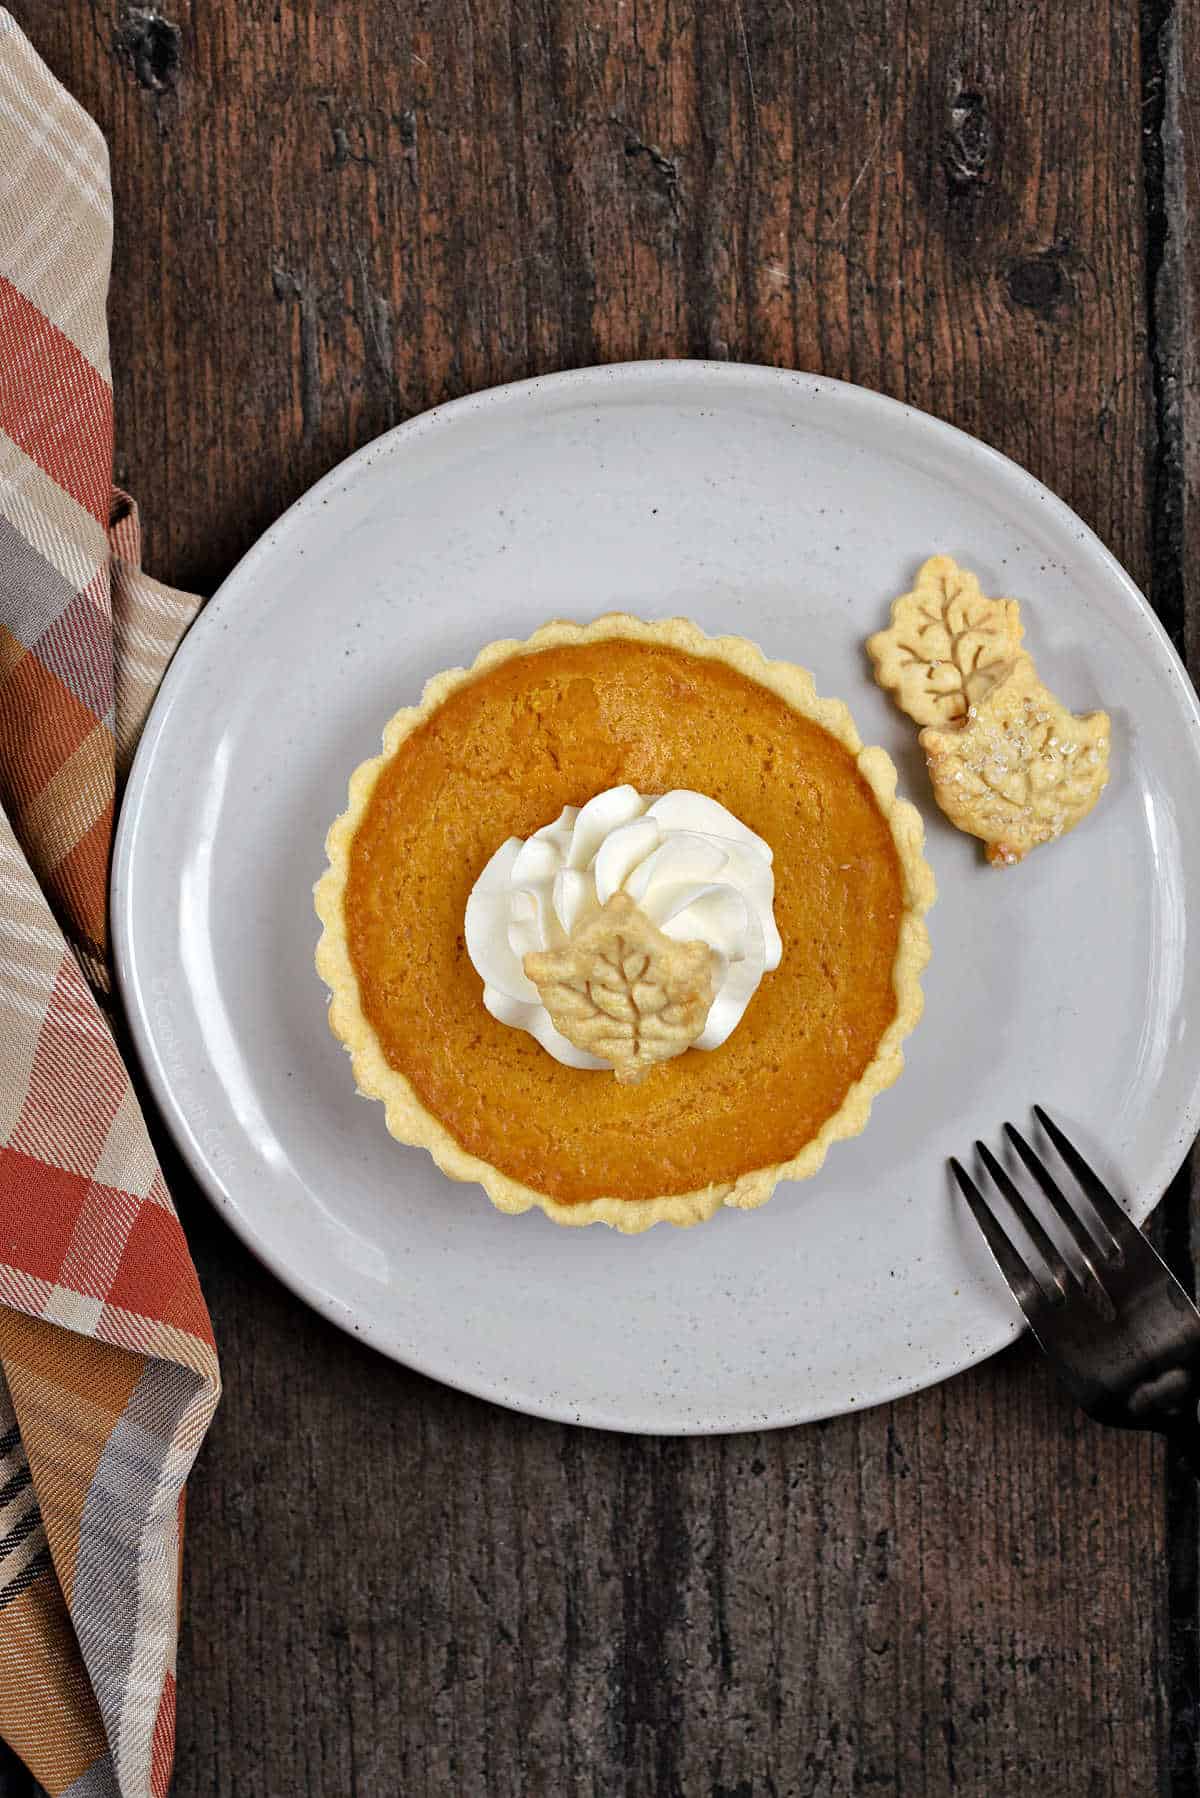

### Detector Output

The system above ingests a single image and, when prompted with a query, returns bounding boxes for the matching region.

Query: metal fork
[951,1106,1200,1463]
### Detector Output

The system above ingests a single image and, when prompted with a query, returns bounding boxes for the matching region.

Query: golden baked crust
[523,892,718,1084]
[869,555,1113,868]
[867,554,1028,728]
[315,616,935,1233]
[921,657,1111,865]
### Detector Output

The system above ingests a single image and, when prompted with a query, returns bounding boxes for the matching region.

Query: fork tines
[950,1110,1129,1318]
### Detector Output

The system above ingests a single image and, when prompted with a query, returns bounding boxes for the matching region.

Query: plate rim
[111,358,1200,1433]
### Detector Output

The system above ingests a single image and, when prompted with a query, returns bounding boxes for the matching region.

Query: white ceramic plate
[112,362,1200,1434]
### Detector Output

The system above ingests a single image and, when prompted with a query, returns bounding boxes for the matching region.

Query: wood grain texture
[1171,0,1200,677]
[1153,5,1200,1792]
[5,1,1187,1793]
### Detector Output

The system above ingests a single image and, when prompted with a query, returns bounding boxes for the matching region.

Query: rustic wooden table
[7,3,1199,1793]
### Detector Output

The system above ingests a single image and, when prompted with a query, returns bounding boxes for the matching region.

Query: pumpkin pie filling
[343,638,908,1205]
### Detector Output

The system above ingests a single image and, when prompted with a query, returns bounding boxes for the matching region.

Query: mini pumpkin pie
[314,616,935,1233]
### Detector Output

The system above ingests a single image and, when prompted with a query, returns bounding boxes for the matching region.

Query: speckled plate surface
[112,362,1200,1434]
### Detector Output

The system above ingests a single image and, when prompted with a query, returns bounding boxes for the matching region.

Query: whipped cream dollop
[464,786,783,1070]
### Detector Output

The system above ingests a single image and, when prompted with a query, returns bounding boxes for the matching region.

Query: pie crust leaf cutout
[867,554,1028,727]
[919,659,1111,866]
[523,891,718,1084]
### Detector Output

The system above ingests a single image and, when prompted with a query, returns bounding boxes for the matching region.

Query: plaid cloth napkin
[0,14,220,1796]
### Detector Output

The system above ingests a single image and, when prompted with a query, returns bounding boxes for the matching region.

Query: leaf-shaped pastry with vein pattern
[920,659,1111,865]
[868,554,1028,727]
[523,892,717,1083]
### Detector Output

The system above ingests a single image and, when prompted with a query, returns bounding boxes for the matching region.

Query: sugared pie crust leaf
[920,659,1111,865]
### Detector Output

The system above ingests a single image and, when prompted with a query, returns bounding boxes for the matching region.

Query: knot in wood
[1006,251,1069,314]
[116,8,182,94]
[942,89,991,190]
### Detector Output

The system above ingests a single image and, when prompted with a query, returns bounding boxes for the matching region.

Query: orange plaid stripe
[0,12,220,1797]
[0,276,113,525]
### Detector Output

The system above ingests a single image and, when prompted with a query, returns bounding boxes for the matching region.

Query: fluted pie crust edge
[314,615,936,1233]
